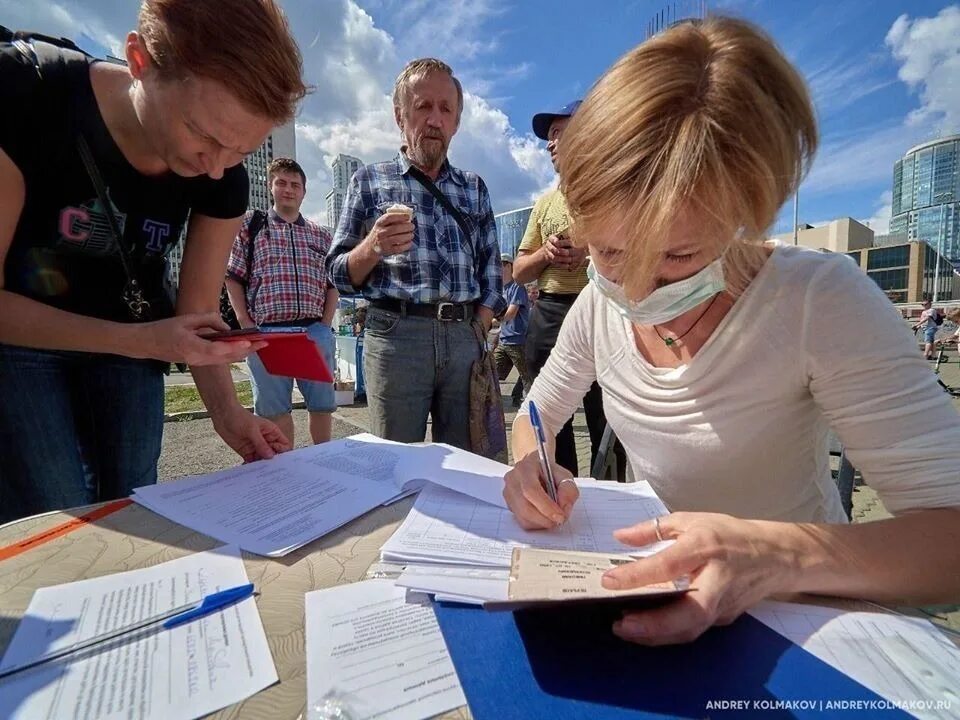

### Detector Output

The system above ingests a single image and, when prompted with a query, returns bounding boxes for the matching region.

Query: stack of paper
[132,434,512,556]
[388,479,671,604]
[305,580,466,720]
[0,546,276,720]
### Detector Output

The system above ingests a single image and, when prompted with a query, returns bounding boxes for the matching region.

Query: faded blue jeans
[0,344,164,524]
[362,308,481,449]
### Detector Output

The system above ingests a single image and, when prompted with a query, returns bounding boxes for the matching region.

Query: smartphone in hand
[201,327,307,342]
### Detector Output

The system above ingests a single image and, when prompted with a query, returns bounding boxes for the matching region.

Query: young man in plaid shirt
[326,58,505,449]
[226,158,339,445]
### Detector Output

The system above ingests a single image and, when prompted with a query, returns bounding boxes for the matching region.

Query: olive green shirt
[517,189,588,294]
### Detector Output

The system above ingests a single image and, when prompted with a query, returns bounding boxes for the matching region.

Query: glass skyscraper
[890,134,960,264]
[495,206,534,260]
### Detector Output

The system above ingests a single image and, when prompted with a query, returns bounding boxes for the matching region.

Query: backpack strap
[245,210,268,284]
[4,30,89,82]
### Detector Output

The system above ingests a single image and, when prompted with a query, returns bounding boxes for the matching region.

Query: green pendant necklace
[653,294,721,347]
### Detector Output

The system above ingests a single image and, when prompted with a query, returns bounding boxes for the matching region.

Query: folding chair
[828,432,855,521]
[590,424,630,482]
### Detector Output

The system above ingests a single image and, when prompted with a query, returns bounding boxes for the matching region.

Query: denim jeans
[362,308,481,449]
[0,344,164,524]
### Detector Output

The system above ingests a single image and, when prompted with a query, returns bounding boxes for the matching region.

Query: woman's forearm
[772,508,960,605]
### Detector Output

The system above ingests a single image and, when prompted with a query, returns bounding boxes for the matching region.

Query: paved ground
[158,354,960,633]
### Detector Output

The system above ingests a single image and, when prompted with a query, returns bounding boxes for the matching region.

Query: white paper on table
[396,443,511,509]
[750,600,960,720]
[381,479,670,567]
[133,435,405,555]
[132,434,513,556]
[305,579,465,720]
[0,545,276,720]
[396,565,511,604]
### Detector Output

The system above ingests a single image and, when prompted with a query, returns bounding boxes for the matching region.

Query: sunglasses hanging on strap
[76,135,152,321]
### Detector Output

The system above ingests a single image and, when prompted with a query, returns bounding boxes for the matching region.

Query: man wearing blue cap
[514,101,617,476]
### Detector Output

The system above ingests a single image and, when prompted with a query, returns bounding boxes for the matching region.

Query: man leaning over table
[326,58,505,450]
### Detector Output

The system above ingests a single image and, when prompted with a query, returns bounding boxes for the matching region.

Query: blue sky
[7,0,959,231]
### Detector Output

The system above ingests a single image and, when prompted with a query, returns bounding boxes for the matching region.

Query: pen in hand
[527,401,559,506]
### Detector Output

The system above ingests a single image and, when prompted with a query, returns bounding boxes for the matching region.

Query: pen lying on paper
[527,400,558,505]
[0,583,255,680]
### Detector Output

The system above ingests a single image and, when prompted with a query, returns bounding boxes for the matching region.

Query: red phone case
[211,331,334,382]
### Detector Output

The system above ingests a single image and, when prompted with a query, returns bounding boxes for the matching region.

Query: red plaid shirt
[227,209,333,325]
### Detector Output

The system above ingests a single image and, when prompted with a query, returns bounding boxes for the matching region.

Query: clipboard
[204,327,334,382]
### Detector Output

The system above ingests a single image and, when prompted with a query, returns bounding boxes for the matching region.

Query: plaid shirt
[226,209,333,325]
[327,152,505,315]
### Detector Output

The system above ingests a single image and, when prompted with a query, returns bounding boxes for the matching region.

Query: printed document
[0,546,276,720]
[751,600,960,720]
[382,479,669,568]
[133,434,512,556]
[305,579,465,720]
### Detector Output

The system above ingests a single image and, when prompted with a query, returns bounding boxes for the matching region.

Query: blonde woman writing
[503,16,960,646]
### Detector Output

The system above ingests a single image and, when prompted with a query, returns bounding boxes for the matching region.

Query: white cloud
[6,0,552,228]
[804,123,926,194]
[885,5,960,134]
[806,56,892,116]
[804,5,960,199]
[389,0,505,62]
[859,190,893,235]
[0,0,125,54]
[287,0,549,221]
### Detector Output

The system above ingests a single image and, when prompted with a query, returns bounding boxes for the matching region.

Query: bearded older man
[326,58,504,449]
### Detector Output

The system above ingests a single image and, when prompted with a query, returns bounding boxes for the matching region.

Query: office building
[495,206,534,260]
[771,217,874,253]
[890,135,960,264]
[326,154,363,230]
[845,240,959,305]
[325,189,344,233]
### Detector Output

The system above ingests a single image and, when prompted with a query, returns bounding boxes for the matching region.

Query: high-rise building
[326,153,363,229]
[890,134,960,265]
[325,189,344,232]
[167,122,297,287]
[244,120,297,214]
[332,153,362,191]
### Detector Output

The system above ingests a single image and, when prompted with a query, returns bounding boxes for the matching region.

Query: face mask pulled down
[587,257,726,326]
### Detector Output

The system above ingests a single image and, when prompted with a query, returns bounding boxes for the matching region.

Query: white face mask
[587,256,726,325]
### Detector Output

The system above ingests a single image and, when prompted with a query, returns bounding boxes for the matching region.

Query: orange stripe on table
[0,499,133,562]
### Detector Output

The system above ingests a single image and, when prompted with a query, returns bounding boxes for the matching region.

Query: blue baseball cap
[532,100,582,141]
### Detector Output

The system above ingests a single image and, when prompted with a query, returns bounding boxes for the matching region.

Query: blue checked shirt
[327,152,505,315]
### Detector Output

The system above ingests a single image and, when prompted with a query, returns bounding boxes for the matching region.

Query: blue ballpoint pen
[527,400,559,504]
[0,583,255,680]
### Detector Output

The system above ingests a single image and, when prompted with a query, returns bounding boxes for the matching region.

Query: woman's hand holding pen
[502,452,579,529]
